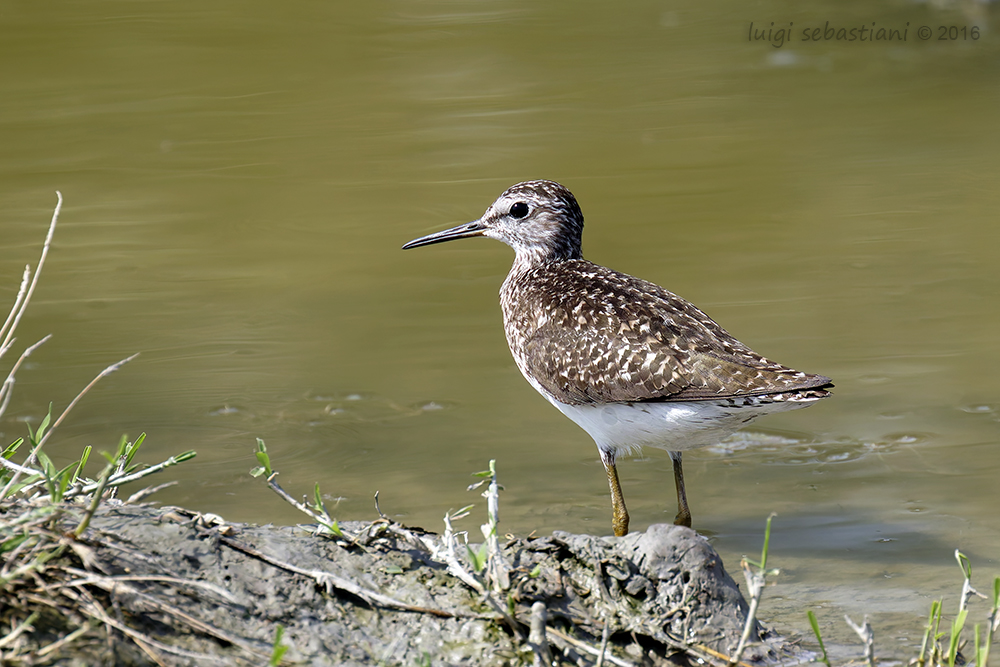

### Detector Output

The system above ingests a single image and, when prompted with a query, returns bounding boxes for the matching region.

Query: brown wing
[516,261,830,405]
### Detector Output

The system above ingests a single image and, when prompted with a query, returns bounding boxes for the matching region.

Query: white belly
[546,394,811,456]
[513,353,823,456]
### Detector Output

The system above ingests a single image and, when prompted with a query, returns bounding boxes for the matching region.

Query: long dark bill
[401,220,486,250]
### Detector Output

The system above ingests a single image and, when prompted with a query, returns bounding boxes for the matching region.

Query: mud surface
[2,501,809,666]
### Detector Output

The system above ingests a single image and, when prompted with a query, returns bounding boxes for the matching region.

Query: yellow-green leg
[601,451,629,537]
[670,450,692,527]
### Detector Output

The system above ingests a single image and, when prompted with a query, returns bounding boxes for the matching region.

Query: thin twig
[125,481,178,504]
[845,614,875,667]
[440,510,486,594]
[596,620,612,667]
[68,574,262,657]
[73,460,114,538]
[728,513,776,667]
[0,610,40,649]
[0,531,44,580]
[34,621,93,658]
[2,353,139,498]
[219,534,458,618]
[480,460,510,593]
[60,568,237,603]
[527,601,552,667]
[728,558,764,666]
[23,450,191,501]
[439,509,525,641]
[0,265,31,356]
[692,643,756,667]
[130,636,169,667]
[0,191,61,354]
[71,450,190,496]
[74,596,231,663]
[36,352,140,455]
[545,626,636,667]
[0,334,52,423]
[264,472,351,540]
[374,490,387,519]
[0,456,42,476]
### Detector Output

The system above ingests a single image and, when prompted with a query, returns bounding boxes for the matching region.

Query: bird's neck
[508,244,582,278]
[500,254,587,319]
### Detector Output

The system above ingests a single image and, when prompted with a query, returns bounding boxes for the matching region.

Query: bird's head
[402,180,584,266]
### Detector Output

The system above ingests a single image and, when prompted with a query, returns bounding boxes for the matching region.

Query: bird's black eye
[509,202,529,219]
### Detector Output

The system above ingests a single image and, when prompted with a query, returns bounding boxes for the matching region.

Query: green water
[2,0,998,656]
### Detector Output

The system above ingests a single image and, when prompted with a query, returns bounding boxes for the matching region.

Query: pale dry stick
[73,596,227,663]
[61,568,238,604]
[33,622,93,659]
[0,456,42,477]
[440,509,489,595]
[727,514,777,667]
[25,449,189,502]
[439,510,525,641]
[0,334,52,422]
[67,574,262,657]
[2,553,62,587]
[955,550,988,615]
[0,531,42,581]
[125,481,178,504]
[527,601,552,667]
[264,471,354,540]
[690,643,756,667]
[0,610,40,650]
[588,549,616,667]
[544,626,637,667]
[727,557,765,667]
[0,191,62,355]
[596,620,612,667]
[662,579,694,618]
[0,265,31,360]
[129,636,169,667]
[380,520,445,557]
[76,451,186,494]
[0,508,63,577]
[72,455,116,538]
[35,352,140,455]
[845,614,875,667]
[218,534,457,618]
[1,352,140,497]
[479,461,510,593]
[466,461,514,594]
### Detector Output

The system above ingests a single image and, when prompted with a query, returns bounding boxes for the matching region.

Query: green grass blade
[36,450,56,497]
[34,403,53,442]
[2,438,24,458]
[269,624,288,666]
[123,432,146,469]
[72,445,92,484]
[312,483,327,515]
[948,609,968,667]
[807,610,832,667]
[760,512,776,570]
[253,438,273,477]
[919,600,941,666]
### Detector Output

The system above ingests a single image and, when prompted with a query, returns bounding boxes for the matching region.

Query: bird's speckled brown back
[501,259,831,406]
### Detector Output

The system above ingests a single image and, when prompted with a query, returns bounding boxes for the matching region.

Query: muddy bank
[0,500,808,666]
